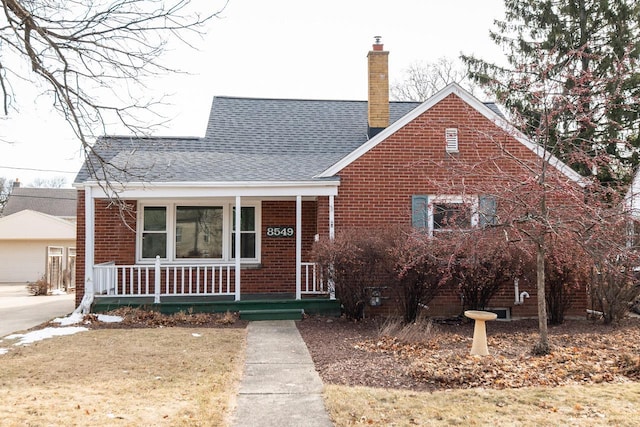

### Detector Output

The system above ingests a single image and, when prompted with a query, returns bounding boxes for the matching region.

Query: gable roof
[75,99,420,184]
[0,210,76,240]
[74,85,581,187]
[3,187,77,217]
[317,83,584,184]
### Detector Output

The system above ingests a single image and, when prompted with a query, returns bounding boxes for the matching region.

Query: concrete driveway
[0,283,76,338]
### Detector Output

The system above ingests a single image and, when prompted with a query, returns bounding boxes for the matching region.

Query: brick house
[74,40,584,319]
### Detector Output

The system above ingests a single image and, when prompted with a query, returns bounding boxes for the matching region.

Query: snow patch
[52,313,123,326]
[4,327,88,347]
[0,348,8,355]
[53,312,84,326]
[192,333,202,337]
[98,314,124,323]
[50,289,67,295]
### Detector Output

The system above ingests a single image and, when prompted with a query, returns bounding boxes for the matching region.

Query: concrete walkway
[232,320,334,427]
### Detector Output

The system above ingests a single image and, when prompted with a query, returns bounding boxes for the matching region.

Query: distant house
[73,41,584,318]
[2,186,77,221]
[0,185,77,288]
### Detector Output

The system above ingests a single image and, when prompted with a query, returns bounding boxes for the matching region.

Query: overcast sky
[0,0,505,187]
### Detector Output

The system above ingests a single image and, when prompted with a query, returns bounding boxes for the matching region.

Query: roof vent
[445,128,459,153]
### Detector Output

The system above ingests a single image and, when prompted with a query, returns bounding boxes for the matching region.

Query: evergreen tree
[463,0,640,186]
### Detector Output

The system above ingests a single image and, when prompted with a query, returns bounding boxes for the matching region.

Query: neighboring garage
[0,185,77,289]
[0,210,76,288]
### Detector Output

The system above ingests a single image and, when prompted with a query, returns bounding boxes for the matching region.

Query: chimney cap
[373,36,383,51]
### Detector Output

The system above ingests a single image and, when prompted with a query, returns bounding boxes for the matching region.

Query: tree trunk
[535,242,550,354]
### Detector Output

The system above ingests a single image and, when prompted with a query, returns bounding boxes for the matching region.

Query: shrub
[544,235,590,324]
[27,276,49,295]
[312,227,399,320]
[590,259,640,324]
[445,228,528,312]
[392,232,448,323]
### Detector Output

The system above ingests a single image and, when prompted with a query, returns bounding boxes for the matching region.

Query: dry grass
[324,382,640,426]
[0,328,246,426]
[377,316,437,344]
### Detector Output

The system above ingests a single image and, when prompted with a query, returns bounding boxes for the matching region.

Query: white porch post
[154,255,161,304]
[296,195,302,300]
[234,196,241,301]
[84,186,95,297]
[328,195,336,300]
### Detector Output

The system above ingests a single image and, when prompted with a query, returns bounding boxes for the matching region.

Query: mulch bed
[296,315,640,391]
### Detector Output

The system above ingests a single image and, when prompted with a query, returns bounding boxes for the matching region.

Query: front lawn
[0,327,246,426]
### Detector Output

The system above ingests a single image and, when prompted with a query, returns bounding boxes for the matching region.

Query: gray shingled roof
[74,97,503,184]
[3,188,77,217]
[74,98,420,184]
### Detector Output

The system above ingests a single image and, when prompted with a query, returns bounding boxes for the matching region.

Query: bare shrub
[445,229,529,312]
[392,232,448,323]
[26,276,49,295]
[544,235,590,325]
[312,228,399,320]
[590,261,640,324]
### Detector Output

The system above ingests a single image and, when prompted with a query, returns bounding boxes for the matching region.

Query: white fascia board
[317,82,585,186]
[82,180,340,199]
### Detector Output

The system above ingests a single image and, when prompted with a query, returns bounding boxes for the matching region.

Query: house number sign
[266,226,295,237]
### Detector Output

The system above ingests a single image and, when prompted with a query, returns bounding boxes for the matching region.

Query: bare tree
[0,0,225,182]
[420,45,639,354]
[29,176,66,188]
[0,176,12,212]
[391,57,478,102]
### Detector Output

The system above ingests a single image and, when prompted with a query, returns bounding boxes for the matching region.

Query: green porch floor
[91,293,342,317]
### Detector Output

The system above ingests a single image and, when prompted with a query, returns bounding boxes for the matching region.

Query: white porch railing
[301,262,327,294]
[92,258,327,302]
[93,259,235,303]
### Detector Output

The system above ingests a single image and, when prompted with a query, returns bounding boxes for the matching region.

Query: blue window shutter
[412,195,429,229]
[479,195,497,227]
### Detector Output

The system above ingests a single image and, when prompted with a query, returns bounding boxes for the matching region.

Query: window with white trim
[412,195,489,234]
[138,202,260,263]
[232,207,256,259]
[433,202,472,230]
[142,206,167,258]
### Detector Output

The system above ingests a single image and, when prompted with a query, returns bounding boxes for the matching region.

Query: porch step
[239,308,304,321]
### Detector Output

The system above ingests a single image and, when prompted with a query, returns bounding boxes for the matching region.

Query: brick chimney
[367,36,389,138]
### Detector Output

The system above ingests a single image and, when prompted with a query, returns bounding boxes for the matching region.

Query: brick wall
[240,200,317,293]
[330,93,587,318]
[75,195,136,306]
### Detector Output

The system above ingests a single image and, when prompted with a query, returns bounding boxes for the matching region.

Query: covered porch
[89,258,340,318]
[80,181,341,317]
